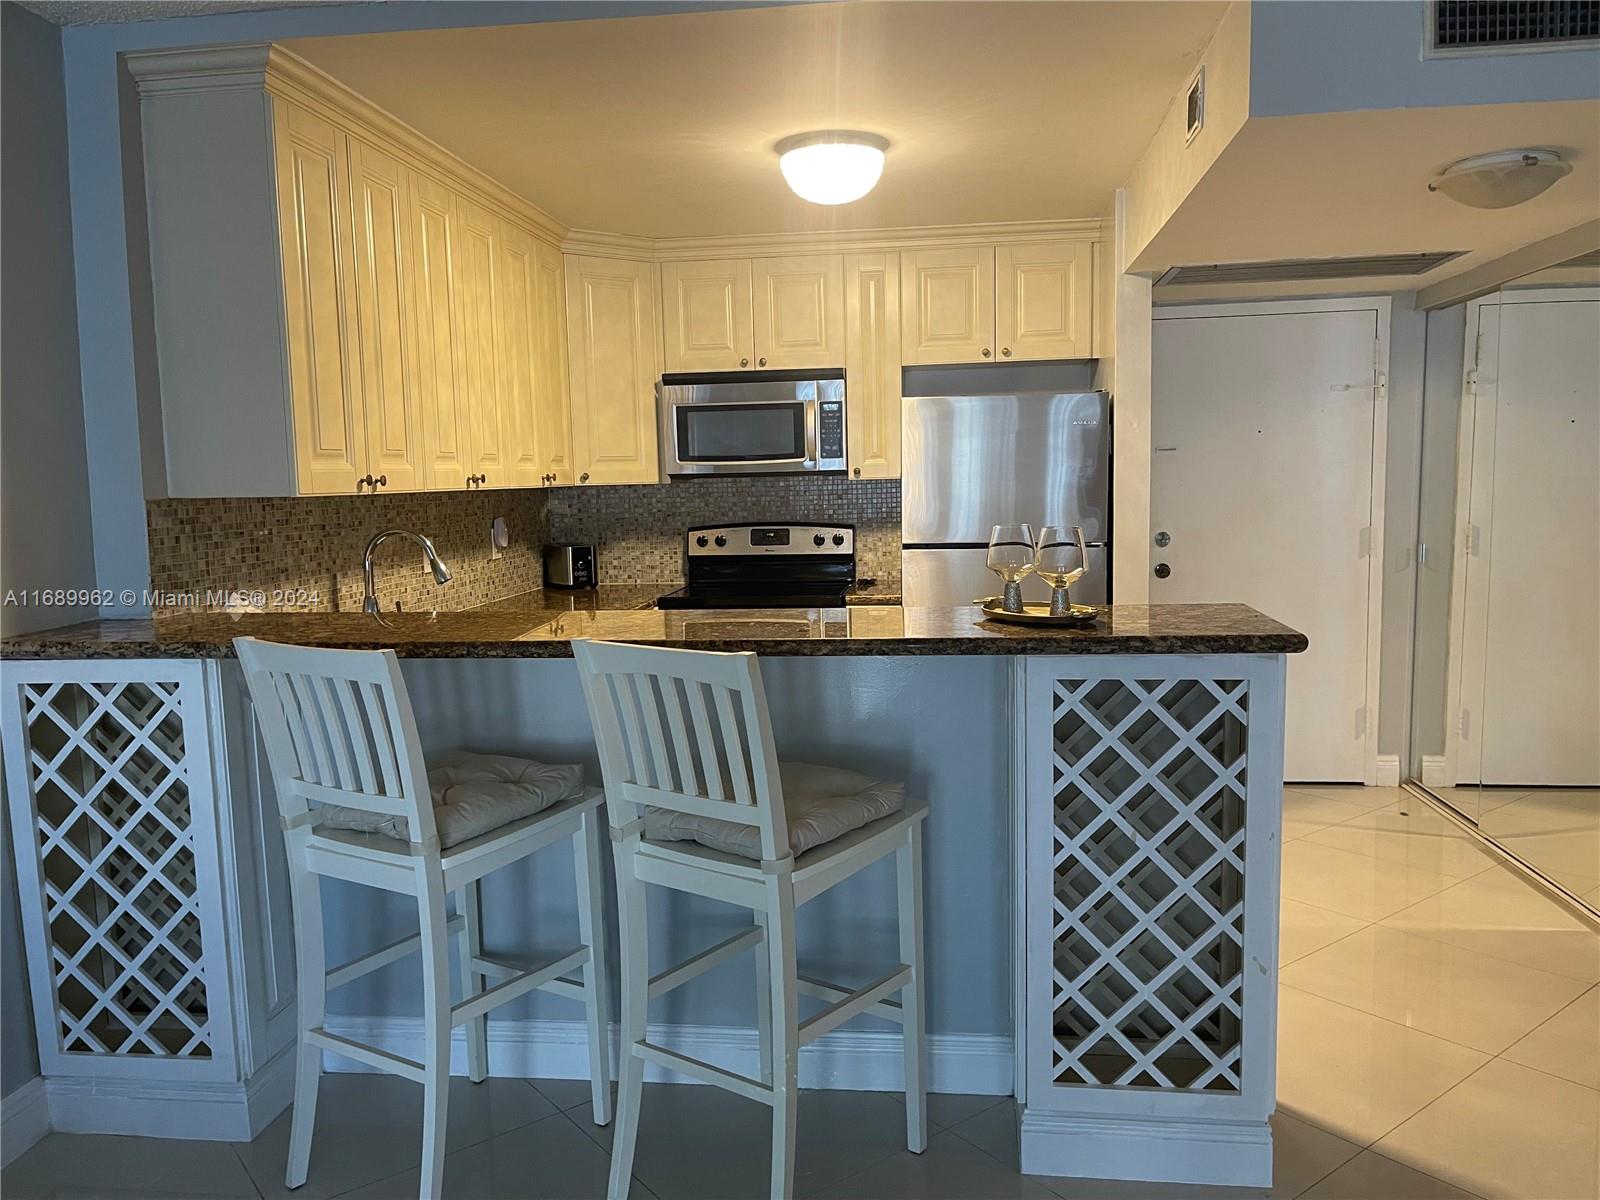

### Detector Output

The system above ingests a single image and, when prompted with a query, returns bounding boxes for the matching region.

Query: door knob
[1154,531,1171,547]
[1154,562,1171,579]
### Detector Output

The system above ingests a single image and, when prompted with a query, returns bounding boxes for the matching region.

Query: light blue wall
[1250,0,1600,118]
[2,776,40,1100]
[318,656,1014,1040]
[57,1,767,616]
[2,2,98,639]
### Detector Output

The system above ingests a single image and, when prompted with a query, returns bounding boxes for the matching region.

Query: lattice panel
[1049,677,1247,1093]
[18,679,213,1060]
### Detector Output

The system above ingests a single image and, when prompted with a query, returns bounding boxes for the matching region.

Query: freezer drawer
[901,545,1108,608]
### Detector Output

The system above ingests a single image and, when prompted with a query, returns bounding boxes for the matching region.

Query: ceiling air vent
[1429,0,1599,54]
[1156,252,1466,288]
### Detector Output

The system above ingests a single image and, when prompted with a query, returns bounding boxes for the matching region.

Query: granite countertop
[0,603,1307,660]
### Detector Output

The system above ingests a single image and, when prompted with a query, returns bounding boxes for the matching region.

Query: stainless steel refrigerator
[901,391,1111,606]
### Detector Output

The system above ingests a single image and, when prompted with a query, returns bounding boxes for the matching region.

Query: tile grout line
[227,1141,267,1200]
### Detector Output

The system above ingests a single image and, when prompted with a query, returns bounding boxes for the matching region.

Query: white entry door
[1455,291,1600,786]
[1152,302,1384,782]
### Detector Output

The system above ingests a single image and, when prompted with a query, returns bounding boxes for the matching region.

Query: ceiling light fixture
[1428,148,1573,209]
[776,131,889,205]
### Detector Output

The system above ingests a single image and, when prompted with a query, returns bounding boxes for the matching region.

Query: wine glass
[987,524,1036,612]
[1035,525,1089,615]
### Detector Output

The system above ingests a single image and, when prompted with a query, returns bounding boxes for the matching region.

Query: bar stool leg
[418,867,453,1200]
[765,874,799,1200]
[455,881,489,1084]
[607,864,649,1200]
[574,808,614,1125]
[753,910,773,1086]
[898,823,928,1153]
[285,849,325,1190]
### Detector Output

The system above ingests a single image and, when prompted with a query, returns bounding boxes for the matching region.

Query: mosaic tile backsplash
[147,476,901,613]
[146,491,551,614]
[546,477,902,587]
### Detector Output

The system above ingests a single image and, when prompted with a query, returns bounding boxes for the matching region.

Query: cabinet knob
[982,347,992,358]
[740,358,749,368]
[758,357,767,367]
[1001,347,1012,358]
[580,472,590,483]
[853,466,861,477]
[375,474,387,488]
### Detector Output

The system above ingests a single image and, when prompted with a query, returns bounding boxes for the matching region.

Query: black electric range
[655,524,856,609]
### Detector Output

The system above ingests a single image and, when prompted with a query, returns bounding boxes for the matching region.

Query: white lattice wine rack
[3,660,237,1084]
[1021,655,1285,1187]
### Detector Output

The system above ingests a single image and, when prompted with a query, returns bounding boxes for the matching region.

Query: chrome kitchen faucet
[362,529,452,616]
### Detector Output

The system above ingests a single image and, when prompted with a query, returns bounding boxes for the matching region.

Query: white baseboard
[1,1077,50,1167]
[1374,755,1401,787]
[1421,755,1447,787]
[322,1015,1013,1097]
[1019,1106,1271,1187]
[41,1043,295,1142]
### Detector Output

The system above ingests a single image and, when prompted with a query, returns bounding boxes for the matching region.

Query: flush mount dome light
[1428,148,1573,209]
[776,131,889,205]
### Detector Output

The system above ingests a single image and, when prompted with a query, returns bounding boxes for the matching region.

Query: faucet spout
[363,529,452,616]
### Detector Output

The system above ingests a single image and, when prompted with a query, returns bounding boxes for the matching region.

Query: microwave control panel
[818,400,845,464]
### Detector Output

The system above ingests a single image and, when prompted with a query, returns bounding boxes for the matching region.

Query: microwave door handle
[804,402,819,467]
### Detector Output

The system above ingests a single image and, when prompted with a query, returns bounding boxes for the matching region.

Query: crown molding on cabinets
[562,218,1106,263]
[126,44,570,249]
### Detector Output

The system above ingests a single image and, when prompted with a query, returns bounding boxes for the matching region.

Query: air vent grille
[1156,252,1466,288]
[1432,1,1599,51]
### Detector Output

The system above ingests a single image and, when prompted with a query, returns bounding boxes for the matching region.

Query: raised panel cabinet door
[271,97,365,494]
[996,240,1092,361]
[531,239,574,484]
[454,197,506,486]
[900,245,995,365]
[752,254,844,370]
[661,258,753,372]
[347,137,421,491]
[844,253,902,479]
[493,221,545,488]
[405,171,471,491]
[565,255,660,485]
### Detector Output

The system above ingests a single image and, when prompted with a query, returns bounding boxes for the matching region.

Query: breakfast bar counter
[1,603,1302,1190]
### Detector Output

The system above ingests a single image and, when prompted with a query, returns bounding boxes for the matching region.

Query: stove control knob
[813,534,826,546]
[695,535,709,548]
[831,533,846,546]
[714,535,727,548]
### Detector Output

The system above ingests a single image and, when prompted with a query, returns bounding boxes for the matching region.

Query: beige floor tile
[1501,986,1600,1090]
[1381,868,1600,984]
[819,1130,1058,1199]
[1471,787,1534,814]
[1283,790,1378,840]
[1301,805,1499,882]
[1281,840,1461,923]
[1376,1058,1600,1200]
[1298,1150,1480,1199]
[1276,986,1488,1147]
[1,1132,261,1198]
[1279,899,1368,966]
[1280,924,1589,1053]
[1290,785,1408,814]
[1268,1111,1362,1199]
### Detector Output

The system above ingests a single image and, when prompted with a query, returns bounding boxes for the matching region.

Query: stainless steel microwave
[659,371,846,477]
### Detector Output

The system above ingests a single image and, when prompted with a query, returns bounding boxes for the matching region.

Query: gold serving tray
[976,598,1100,626]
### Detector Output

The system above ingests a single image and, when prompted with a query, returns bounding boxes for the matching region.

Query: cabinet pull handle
[1001,347,1012,358]
[740,358,749,368]
[758,357,767,367]
[580,472,590,483]
[853,466,861,477]
[375,474,387,487]
[982,347,992,358]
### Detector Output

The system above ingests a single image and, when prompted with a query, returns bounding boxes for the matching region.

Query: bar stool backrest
[235,637,438,847]
[573,640,791,862]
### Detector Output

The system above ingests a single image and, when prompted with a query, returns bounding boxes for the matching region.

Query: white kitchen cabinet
[661,258,754,372]
[996,240,1092,361]
[844,253,902,479]
[530,239,575,485]
[493,220,549,489]
[565,255,661,485]
[406,172,474,491]
[453,198,509,488]
[752,254,844,370]
[900,245,995,365]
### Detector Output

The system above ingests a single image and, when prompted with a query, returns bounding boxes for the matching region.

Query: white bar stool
[235,638,612,1199]
[573,639,928,1200]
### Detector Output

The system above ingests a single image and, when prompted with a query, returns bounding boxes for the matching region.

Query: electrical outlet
[488,516,508,560]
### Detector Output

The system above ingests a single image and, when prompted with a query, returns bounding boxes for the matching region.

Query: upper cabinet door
[454,197,506,485]
[995,240,1092,361]
[406,171,473,491]
[900,245,995,365]
[661,258,753,372]
[566,255,661,485]
[531,239,574,485]
[493,221,546,489]
[347,137,421,492]
[752,254,844,370]
[844,253,902,480]
[272,98,365,494]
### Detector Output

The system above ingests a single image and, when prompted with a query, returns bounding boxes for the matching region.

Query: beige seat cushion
[643,762,905,861]
[315,750,585,848]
